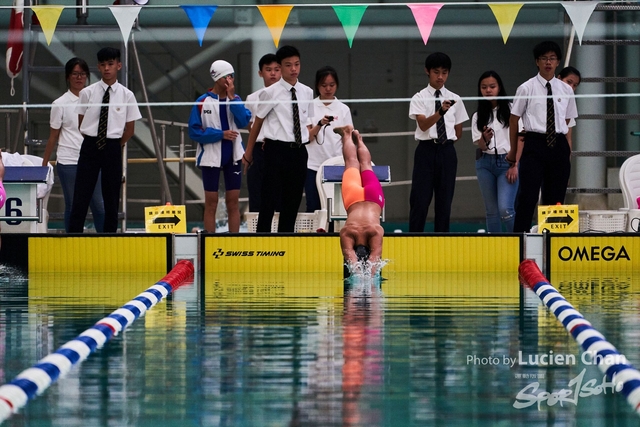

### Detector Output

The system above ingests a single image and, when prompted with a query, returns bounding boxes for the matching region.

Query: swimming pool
[1,270,638,426]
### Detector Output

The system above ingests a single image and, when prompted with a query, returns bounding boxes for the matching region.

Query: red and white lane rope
[0,260,194,424]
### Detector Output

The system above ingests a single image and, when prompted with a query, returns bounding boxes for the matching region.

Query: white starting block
[316,156,391,231]
[0,165,51,233]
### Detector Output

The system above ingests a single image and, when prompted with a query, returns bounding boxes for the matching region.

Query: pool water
[1,271,639,426]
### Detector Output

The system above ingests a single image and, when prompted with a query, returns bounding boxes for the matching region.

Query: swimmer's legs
[334,125,359,170]
[354,132,373,173]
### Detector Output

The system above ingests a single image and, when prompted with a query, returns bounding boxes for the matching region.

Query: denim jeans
[57,163,105,232]
[475,153,518,232]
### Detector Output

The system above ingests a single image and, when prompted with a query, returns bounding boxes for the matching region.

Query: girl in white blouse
[472,71,521,232]
[43,58,104,232]
[305,66,353,212]
[558,66,581,150]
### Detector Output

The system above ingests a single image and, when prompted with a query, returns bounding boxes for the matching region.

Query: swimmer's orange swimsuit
[341,167,385,211]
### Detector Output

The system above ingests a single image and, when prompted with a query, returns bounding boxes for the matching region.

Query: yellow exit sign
[538,204,579,233]
[145,204,187,233]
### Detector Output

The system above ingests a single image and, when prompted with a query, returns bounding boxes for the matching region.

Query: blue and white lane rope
[0,260,194,424]
[519,259,640,415]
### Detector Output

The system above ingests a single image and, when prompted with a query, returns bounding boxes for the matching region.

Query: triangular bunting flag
[332,5,368,48]
[31,6,64,46]
[407,3,444,45]
[257,5,293,48]
[181,5,218,47]
[488,3,524,44]
[109,5,142,44]
[562,2,599,45]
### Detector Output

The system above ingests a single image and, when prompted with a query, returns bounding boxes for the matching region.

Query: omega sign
[557,245,630,262]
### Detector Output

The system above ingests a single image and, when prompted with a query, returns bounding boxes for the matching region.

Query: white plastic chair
[315,156,346,231]
[315,156,390,232]
[619,154,640,209]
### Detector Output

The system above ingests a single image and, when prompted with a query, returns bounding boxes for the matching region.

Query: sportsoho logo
[212,248,286,259]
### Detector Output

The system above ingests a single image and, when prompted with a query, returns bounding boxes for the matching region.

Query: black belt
[419,139,454,145]
[265,138,309,149]
[84,135,120,143]
[525,132,567,145]
[525,132,548,139]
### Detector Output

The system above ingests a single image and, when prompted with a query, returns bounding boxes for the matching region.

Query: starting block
[321,165,391,224]
[0,166,50,233]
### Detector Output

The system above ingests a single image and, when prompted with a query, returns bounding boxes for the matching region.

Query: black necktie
[291,87,302,146]
[435,89,447,144]
[546,82,556,147]
[97,86,110,150]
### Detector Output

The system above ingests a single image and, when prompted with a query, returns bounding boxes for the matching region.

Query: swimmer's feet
[333,125,359,145]
[333,125,353,137]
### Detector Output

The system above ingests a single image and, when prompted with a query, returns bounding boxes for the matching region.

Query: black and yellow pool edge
[4,232,640,282]
[0,233,174,275]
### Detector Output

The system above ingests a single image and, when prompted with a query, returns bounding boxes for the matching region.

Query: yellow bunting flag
[257,5,293,48]
[31,6,64,46]
[488,3,524,44]
[332,5,368,48]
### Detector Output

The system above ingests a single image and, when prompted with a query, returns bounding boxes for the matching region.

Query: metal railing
[4,113,638,227]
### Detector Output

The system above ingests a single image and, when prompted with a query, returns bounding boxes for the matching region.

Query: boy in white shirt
[506,41,578,232]
[69,47,141,233]
[242,45,314,232]
[408,52,469,232]
[245,54,281,213]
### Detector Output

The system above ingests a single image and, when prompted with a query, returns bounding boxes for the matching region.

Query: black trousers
[513,133,571,232]
[247,142,265,212]
[257,140,307,232]
[69,136,122,233]
[409,140,457,232]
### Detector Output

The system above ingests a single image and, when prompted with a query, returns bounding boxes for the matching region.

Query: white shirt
[409,85,469,141]
[50,90,84,165]
[511,74,577,135]
[471,105,522,155]
[76,80,141,138]
[246,88,266,142]
[255,78,314,143]
[307,97,353,171]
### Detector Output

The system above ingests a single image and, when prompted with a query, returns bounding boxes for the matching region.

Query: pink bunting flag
[407,3,444,45]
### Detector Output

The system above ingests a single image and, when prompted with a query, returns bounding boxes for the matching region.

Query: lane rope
[0,259,194,424]
[519,259,640,416]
